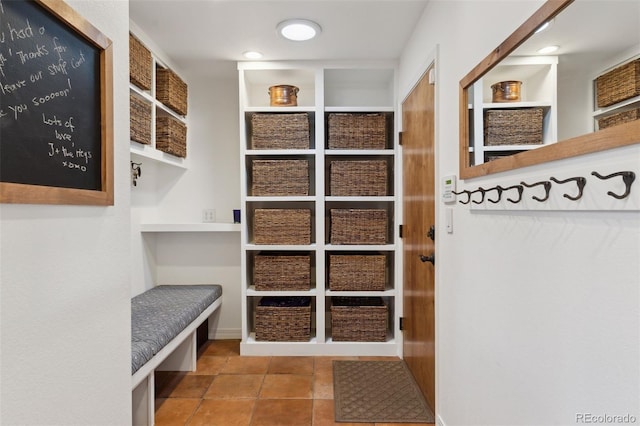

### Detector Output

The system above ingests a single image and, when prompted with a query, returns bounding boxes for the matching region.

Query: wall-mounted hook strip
[591,171,636,199]
[549,176,586,201]
[521,180,551,202]
[485,186,503,203]
[470,187,487,204]
[452,190,472,205]
[498,184,524,203]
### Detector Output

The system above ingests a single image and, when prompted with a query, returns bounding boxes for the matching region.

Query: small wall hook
[131,161,142,187]
[521,180,552,202]
[452,190,472,205]
[498,184,524,203]
[550,176,586,201]
[485,186,503,203]
[591,171,636,200]
[470,187,487,204]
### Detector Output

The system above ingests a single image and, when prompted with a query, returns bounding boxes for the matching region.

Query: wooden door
[402,64,436,413]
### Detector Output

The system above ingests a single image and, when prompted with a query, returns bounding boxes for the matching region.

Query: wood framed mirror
[459,0,640,180]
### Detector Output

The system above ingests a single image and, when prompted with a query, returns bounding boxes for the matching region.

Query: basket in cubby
[330,160,387,196]
[254,253,311,291]
[254,209,311,245]
[129,94,151,145]
[255,296,311,341]
[156,116,187,158]
[596,58,640,108]
[156,67,188,116]
[250,113,310,149]
[251,159,309,196]
[327,113,387,149]
[598,107,640,130]
[129,34,151,90]
[484,108,543,145]
[330,209,387,245]
[331,297,387,342]
[329,254,386,291]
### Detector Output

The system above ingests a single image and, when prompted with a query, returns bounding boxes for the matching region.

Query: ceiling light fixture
[243,51,263,59]
[537,45,559,54]
[277,19,321,41]
[534,19,554,34]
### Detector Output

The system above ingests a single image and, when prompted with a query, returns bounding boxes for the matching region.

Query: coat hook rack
[549,176,586,201]
[452,190,472,205]
[485,186,503,203]
[521,180,551,202]
[591,171,636,199]
[499,184,524,203]
[131,161,142,187]
[470,187,487,204]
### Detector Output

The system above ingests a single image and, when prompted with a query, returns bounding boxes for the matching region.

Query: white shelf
[247,287,318,296]
[326,149,394,156]
[247,196,317,202]
[592,95,640,118]
[482,101,552,109]
[140,223,241,232]
[245,149,316,156]
[245,244,317,251]
[483,145,543,152]
[325,244,396,251]
[325,289,396,297]
[326,196,395,202]
[131,144,187,168]
[244,106,316,113]
[325,106,394,112]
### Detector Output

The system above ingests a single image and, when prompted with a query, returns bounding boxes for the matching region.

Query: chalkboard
[0,0,113,205]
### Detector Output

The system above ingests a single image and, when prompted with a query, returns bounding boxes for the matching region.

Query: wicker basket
[331,297,387,342]
[327,113,387,149]
[129,94,151,145]
[254,209,311,245]
[129,34,151,90]
[251,159,309,196]
[330,209,387,245]
[156,116,187,158]
[251,113,310,149]
[596,59,640,108]
[254,253,311,291]
[255,296,311,341]
[598,108,640,130]
[329,254,386,291]
[330,160,387,196]
[484,108,543,146]
[156,67,188,116]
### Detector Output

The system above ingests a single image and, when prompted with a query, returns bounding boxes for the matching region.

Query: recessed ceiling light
[534,19,554,34]
[277,19,321,41]
[243,51,263,59]
[537,45,559,54]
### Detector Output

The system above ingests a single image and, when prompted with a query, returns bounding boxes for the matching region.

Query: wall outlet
[202,209,216,223]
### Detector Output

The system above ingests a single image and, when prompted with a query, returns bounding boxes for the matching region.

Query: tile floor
[154,340,434,426]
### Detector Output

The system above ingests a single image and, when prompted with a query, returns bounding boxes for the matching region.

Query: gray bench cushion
[131,285,222,374]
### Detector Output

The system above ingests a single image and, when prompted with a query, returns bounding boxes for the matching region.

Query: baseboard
[436,413,446,426]
[209,328,241,340]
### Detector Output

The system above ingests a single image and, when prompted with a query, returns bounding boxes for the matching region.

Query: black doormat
[333,360,435,423]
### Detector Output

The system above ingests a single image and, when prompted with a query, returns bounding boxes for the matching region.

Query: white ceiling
[129,0,430,79]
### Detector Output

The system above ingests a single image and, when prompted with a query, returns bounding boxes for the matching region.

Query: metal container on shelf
[268,84,299,106]
[491,80,522,102]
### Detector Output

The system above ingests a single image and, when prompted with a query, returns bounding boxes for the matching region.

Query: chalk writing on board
[0,0,101,191]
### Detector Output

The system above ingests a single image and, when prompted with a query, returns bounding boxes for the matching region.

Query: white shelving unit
[592,55,640,130]
[469,56,558,165]
[129,33,188,168]
[238,61,399,356]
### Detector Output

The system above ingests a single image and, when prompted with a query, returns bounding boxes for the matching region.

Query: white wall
[399,1,640,425]
[0,1,131,425]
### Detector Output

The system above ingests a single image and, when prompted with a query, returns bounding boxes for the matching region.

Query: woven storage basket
[251,159,309,196]
[598,108,640,130]
[331,297,387,342]
[255,296,311,341]
[330,160,387,196]
[329,254,386,291]
[254,209,311,245]
[484,108,543,146]
[596,59,640,108]
[251,113,310,149]
[254,253,311,291]
[129,34,151,90]
[129,94,151,145]
[156,116,187,158]
[156,67,188,116]
[328,113,387,149]
[330,209,387,245]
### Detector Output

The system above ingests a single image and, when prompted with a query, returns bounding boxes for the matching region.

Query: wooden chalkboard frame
[0,0,113,205]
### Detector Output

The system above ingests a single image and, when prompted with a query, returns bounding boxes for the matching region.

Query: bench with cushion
[131,285,222,426]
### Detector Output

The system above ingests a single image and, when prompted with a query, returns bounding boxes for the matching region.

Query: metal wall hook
[591,171,636,199]
[470,187,487,204]
[452,190,472,205]
[485,186,503,203]
[498,184,524,203]
[131,161,142,187]
[550,176,586,201]
[521,180,551,202]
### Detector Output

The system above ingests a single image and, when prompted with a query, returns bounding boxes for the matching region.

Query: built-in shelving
[139,223,241,233]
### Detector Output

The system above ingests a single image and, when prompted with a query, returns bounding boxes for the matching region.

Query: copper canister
[269,85,299,106]
[491,80,522,102]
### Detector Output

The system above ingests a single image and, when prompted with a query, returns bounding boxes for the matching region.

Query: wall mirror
[459,0,640,179]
